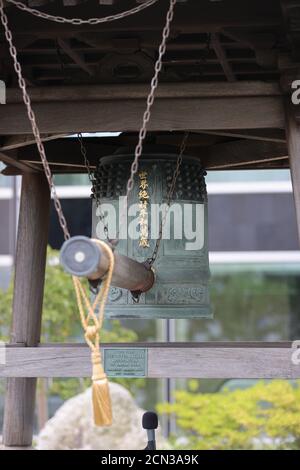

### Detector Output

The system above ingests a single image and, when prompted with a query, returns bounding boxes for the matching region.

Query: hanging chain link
[77,132,94,185]
[0,0,70,240]
[147,131,189,267]
[165,132,189,209]
[125,0,176,198]
[77,133,110,243]
[5,0,159,25]
[117,0,177,242]
[77,0,178,256]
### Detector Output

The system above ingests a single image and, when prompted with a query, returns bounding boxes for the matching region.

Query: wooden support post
[2,173,50,448]
[285,101,300,240]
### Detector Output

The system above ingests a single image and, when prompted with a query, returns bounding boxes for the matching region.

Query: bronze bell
[92,150,211,319]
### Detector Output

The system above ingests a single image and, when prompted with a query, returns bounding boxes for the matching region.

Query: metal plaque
[103,348,148,377]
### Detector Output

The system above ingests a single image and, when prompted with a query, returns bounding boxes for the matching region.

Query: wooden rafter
[1,133,287,174]
[211,32,236,82]
[0,0,287,87]
[0,150,40,172]
[5,81,282,103]
[197,129,287,143]
[0,82,284,136]
[0,97,284,134]
[0,133,70,151]
[57,38,95,77]
[204,140,288,169]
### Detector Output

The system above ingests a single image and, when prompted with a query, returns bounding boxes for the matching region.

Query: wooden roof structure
[0,0,299,173]
[1,0,300,449]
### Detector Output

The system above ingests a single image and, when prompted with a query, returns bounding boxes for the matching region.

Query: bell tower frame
[0,0,300,448]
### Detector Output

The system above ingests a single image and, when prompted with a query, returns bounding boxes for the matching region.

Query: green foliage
[180,273,292,346]
[48,378,90,401]
[157,380,300,450]
[0,282,13,342]
[0,247,143,399]
[210,273,290,340]
[0,248,79,342]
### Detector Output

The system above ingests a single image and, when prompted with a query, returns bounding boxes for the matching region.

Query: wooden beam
[281,0,300,54]
[203,140,288,169]
[211,33,236,82]
[0,342,299,379]
[20,156,290,172]
[18,38,260,54]
[197,129,287,143]
[57,38,95,77]
[1,166,23,176]
[6,82,282,103]
[222,30,276,50]
[8,2,282,36]
[208,156,288,170]
[14,135,289,172]
[0,133,70,151]
[17,138,118,168]
[3,174,50,448]
[0,97,285,134]
[0,150,39,172]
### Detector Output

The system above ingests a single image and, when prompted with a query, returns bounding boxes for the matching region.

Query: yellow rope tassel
[72,240,115,427]
[91,350,112,426]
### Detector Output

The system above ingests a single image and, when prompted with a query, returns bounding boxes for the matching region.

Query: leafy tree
[157,380,300,450]
[0,247,144,399]
[180,273,291,345]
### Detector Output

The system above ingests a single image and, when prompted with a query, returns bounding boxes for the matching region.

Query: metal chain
[125,0,176,198]
[116,0,177,242]
[5,0,159,25]
[148,131,189,267]
[165,132,189,209]
[77,133,94,185]
[77,133,110,242]
[0,0,70,241]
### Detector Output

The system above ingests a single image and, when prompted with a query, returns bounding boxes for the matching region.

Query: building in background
[0,166,18,290]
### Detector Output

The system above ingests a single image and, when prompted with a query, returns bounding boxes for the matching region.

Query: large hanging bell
[92,149,211,319]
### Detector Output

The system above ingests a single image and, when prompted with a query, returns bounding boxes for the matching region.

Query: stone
[36,382,165,450]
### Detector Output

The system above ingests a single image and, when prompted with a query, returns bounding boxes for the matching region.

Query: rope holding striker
[72,240,115,426]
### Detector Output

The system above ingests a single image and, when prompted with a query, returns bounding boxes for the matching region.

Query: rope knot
[85,325,98,341]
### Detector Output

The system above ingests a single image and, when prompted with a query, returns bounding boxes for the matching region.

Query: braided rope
[72,240,114,353]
